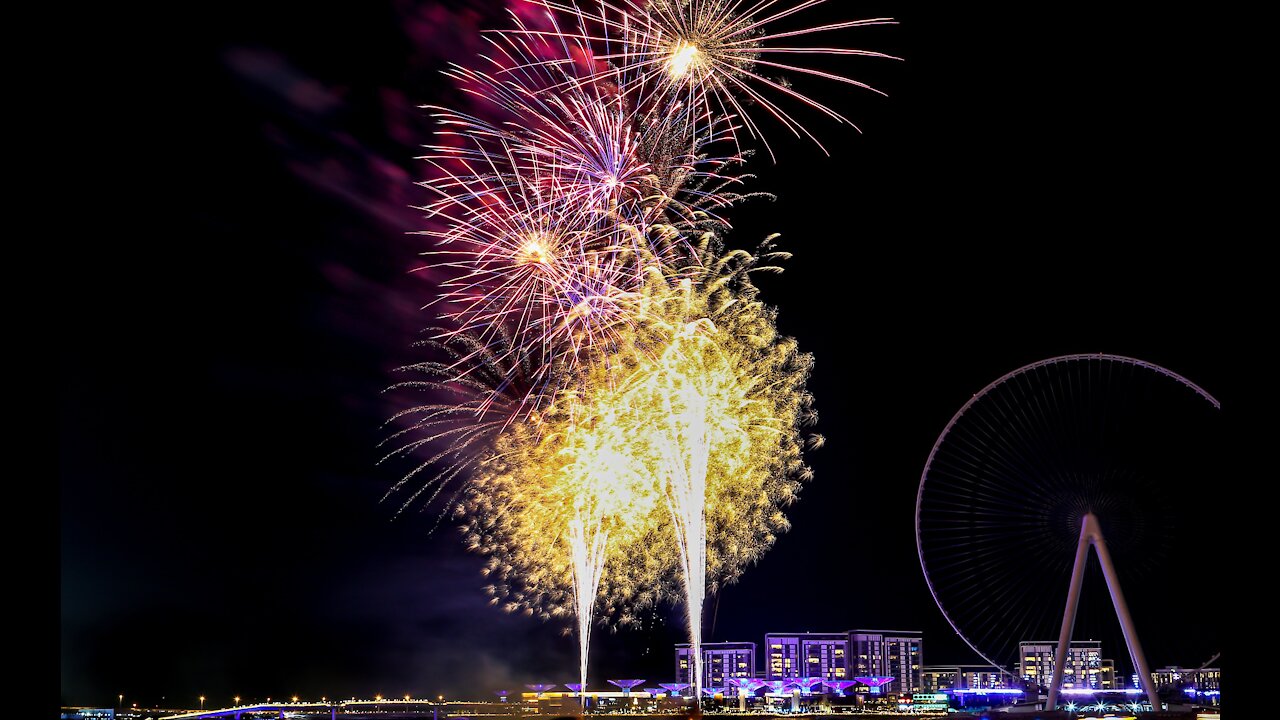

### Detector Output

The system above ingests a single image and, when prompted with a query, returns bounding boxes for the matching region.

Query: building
[921,666,956,693]
[1019,640,1102,690]
[765,633,849,681]
[922,665,1016,692]
[676,641,757,689]
[674,630,922,694]
[850,630,924,693]
[1153,666,1221,692]
[761,630,922,692]
[1099,659,1117,689]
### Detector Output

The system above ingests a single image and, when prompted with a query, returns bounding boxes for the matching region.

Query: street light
[118,695,123,708]
[292,696,299,703]
[200,696,206,711]
[234,697,240,706]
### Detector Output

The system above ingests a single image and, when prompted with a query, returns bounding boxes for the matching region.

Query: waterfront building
[850,630,923,693]
[1018,640,1102,690]
[764,633,848,681]
[1153,666,1221,692]
[676,641,757,689]
[922,664,1015,692]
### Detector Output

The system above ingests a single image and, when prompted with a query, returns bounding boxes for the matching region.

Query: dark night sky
[64,0,1243,709]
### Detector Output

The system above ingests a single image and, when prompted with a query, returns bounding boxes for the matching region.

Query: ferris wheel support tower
[1045,512,1160,711]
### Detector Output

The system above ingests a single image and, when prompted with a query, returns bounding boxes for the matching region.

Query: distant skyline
[64,0,1232,707]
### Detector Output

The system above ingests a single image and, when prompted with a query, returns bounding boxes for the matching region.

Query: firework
[512,0,898,155]
[416,13,750,416]
[462,246,817,698]
[603,247,817,697]
[392,0,881,698]
[380,326,543,522]
[461,364,661,698]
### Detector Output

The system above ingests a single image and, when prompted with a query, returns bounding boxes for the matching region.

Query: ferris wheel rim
[913,352,1221,675]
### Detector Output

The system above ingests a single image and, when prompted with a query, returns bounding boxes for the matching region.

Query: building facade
[921,666,956,693]
[1099,659,1117,689]
[764,633,849,681]
[1153,666,1221,692]
[922,665,1016,692]
[1019,640,1103,690]
[850,630,923,693]
[673,630,922,694]
[761,630,921,692]
[676,642,757,689]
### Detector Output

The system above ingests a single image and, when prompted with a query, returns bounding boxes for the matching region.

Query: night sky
[64,0,1238,709]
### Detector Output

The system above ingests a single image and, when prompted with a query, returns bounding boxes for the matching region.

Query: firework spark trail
[568,510,607,705]
[510,0,898,157]
[649,334,712,701]
[461,369,660,698]
[414,22,732,414]
[560,397,650,705]
[578,251,818,698]
[379,327,543,522]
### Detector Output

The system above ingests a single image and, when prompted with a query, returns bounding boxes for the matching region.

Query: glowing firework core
[666,40,703,80]
[516,234,554,266]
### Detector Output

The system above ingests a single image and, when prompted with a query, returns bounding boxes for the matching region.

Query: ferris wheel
[915,354,1221,708]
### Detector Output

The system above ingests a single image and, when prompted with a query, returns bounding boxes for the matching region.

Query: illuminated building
[1099,659,1117,689]
[921,666,956,693]
[674,630,921,693]
[676,641,756,689]
[765,633,848,680]
[1019,640,1102,690]
[1153,666,1221,692]
[850,630,923,693]
[922,665,1015,692]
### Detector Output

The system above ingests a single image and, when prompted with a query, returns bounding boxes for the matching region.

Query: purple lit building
[765,633,849,681]
[764,630,922,692]
[674,630,923,694]
[676,641,756,689]
[1153,666,1221,693]
[922,665,1017,693]
[850,630,923,693]
[1019,640,1102,690]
